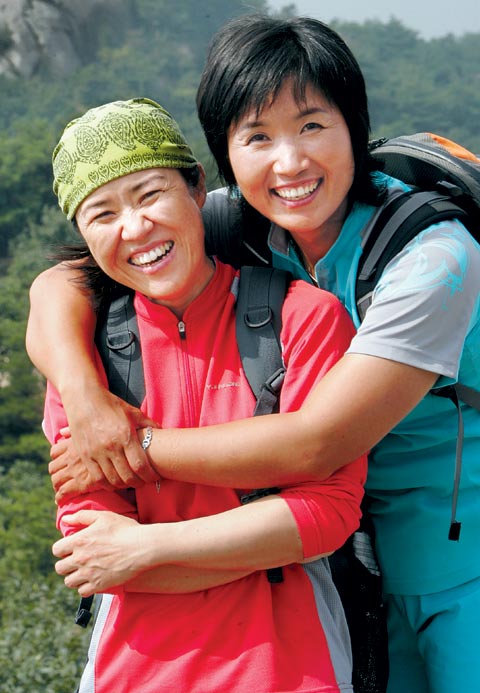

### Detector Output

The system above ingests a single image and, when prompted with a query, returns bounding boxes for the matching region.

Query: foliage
[0,207,72,469]
[0,460,90,692]
[0,118,57,257]
[0,0,479,689]
[335,19,480,151]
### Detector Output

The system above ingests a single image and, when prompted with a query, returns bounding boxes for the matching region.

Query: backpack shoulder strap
[356,188,468,320]
[236,266,291,585]
[454,383,480,411]
[235,266,291,416]
[95,292,145,407]
[76,293,145,628]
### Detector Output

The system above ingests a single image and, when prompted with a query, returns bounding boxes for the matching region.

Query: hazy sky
[269,0,480,38]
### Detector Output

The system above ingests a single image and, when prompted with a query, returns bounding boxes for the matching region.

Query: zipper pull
[178,320,186,339]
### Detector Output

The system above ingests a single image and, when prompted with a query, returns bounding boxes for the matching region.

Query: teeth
[275,181,319,200]
[130,241,173,266]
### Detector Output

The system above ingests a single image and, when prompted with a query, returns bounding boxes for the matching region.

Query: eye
[90,210,114,224]
[246,132,269,145]
[302,121,323,133]
[141,187,165,203]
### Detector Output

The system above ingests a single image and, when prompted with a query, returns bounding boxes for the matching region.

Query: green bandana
[52,98,197,219]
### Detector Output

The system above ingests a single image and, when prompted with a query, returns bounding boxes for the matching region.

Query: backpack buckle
[263,367,286,396]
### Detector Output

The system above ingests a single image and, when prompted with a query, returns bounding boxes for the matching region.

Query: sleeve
[278,280,367,558]
[279,280,358,412]
[43,377,138,537]
[348,220,480,378]
[281,463,365,560]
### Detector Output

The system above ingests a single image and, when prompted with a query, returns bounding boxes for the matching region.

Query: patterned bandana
[52,98,197,219]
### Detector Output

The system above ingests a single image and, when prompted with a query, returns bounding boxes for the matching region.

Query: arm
[27,265,156,485]
[53,220,478,494]
[134,353,436,486]
[46,388,254,595]
[53,492,317,597]
[53,440,365,598]
[49,275,437,498]
[50,352,435,497]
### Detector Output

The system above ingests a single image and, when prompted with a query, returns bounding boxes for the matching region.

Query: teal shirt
[269,174,480,595]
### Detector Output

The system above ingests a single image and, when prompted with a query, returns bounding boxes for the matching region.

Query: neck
[290,195,351,271]
[290,229,338,279]
[149,257,216,319]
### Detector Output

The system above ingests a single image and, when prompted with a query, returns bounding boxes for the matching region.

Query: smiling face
[227,80,355,262]
[76,167,214,317]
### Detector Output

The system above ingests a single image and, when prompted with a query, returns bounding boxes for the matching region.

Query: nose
[272,140,309,177]
[120,208,154,241]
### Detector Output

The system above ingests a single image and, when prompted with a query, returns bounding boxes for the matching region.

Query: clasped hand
[50,390,159,500]
[53,510,145,596]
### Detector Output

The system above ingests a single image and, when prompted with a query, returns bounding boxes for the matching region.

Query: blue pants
[386,575,480,693]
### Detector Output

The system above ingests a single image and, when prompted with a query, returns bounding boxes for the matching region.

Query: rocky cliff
[0,0,132,78]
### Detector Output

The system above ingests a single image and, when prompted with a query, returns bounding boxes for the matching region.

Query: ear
[193,164,207,208]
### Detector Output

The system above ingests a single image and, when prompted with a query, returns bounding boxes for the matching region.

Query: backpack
[357,133,480,320]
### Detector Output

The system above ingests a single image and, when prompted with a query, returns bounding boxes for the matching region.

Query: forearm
[27,264,99,394]
[141,353,438,487]
[135,496,304,575]
[53,498,305,596]
[143,411,323,487]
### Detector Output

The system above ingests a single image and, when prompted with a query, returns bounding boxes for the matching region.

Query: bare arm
[27,265,156,485]
[50,352,437,498]
[26,264,97,389]
[137,353,438,486]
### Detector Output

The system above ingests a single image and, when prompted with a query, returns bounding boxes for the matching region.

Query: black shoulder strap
[356,188,468,321]
[236,266,290,416]
[76,294,145,628]
[95,292,145,407]
[236,266,291,584]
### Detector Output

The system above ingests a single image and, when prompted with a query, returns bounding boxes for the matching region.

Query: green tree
[0,118,57,257]
[0,460,91,692]
[0,206,72,469]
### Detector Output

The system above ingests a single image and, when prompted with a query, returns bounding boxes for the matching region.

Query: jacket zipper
[177,319,196,424]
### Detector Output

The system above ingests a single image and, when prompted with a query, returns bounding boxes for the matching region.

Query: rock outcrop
[0,0,131,78]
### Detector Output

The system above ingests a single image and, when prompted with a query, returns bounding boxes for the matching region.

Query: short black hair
[197,14,379,205]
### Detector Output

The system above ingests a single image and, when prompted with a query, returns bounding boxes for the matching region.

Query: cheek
[232,157,264,201]
[228,145,255,190]
[87,238,117,274]
[328,141,355,192]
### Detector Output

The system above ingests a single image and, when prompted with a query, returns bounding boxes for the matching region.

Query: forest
[0,0,479,689]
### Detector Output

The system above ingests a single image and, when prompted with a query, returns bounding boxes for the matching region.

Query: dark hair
[197,14,379,205]
[53,165,203,310]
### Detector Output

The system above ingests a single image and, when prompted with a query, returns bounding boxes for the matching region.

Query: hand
[49,435,111,501]
[52,510,145,595]
[59,386,159,490]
